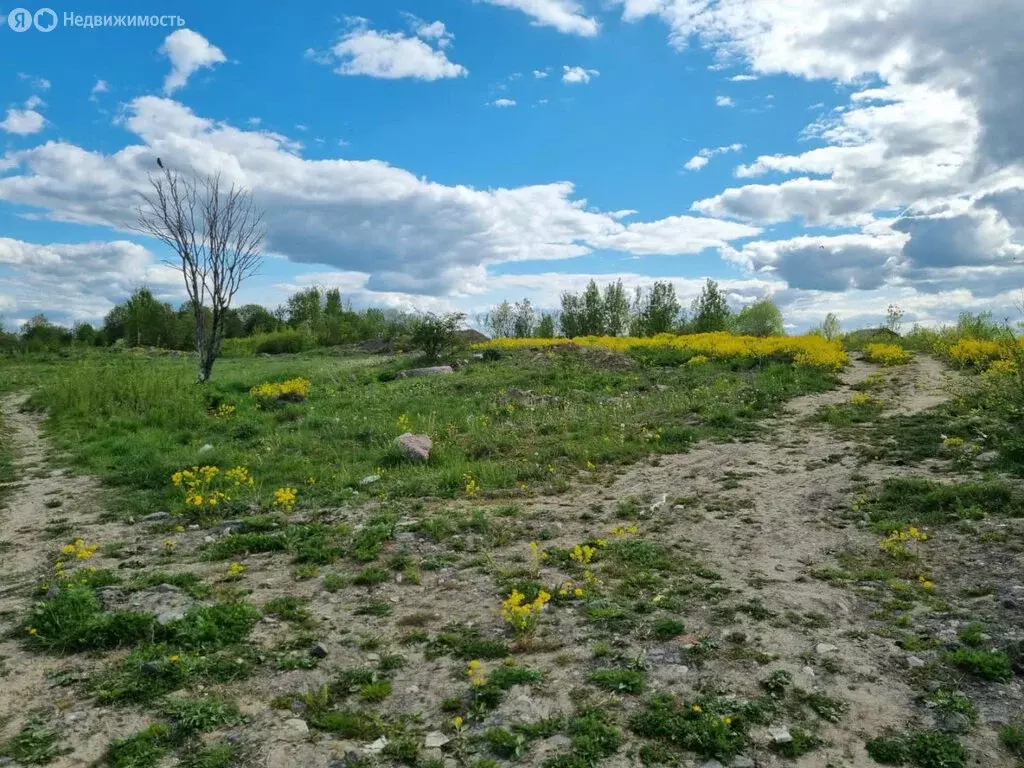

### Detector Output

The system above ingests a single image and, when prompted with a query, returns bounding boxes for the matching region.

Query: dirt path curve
[529,354,1009,768]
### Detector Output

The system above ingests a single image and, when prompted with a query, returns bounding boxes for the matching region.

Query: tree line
[482,278,785,339]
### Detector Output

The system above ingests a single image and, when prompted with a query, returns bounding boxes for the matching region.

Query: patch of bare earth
[0,356,1019,768]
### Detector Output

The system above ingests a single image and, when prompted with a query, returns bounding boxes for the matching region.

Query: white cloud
[562,65,599,84]
[533,69,550,79]
[19,73,50,90]
[479,0,599,37]
[684,143,743,172]
[1,108,45,135]
[729,74,758,81]
[715,95,735,107]
[0,238,180,324]
[247,117,261,126]
[490,98,518,107]
[0,97,758,296]
[24,95,45,110]
[159,29,227,95]
[89,79,109,100]
[319,19,467,80]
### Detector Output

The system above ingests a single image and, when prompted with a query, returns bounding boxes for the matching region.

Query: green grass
[945,648,1013,681]
[865,731,966,767]
[862,477,1024,533]
[17,348,835,517]
[589,667,647,693]
[0,410,14,510]
[0,717,70,765]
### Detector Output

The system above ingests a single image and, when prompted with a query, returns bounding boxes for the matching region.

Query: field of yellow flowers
[476,332,849,371]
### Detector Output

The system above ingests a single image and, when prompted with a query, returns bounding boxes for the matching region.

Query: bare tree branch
[135,167,265,382]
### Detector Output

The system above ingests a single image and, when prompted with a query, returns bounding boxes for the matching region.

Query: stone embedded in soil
[395,433,432,462]
[395,366,454,379]
[140,511,170,523]
[310,643,328,659]
[365,737,387,753]
[701,760,726,768]
[730,758,756,768]
[360,474,381,485]
[768,725,792,744]
[936,712,972,733]
[283,718,309,742]
[424,731,450,748]
[814,643,838,655]
[98,584,200,625]
[906,655,926,669]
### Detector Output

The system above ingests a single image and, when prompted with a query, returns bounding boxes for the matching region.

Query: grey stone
[310,643,329,659]
[906,655,927,669]
[283,718,309,742]
[395,366,454,379]
[140,661,161,676]
[936,712,972,733]
[424,731,450,748]
[140,511,171,523]
[975,450,999,464]
[395,433,432,463]
[730,757,756,768]
[359,474,381,486]
[701,761,725,768]
[218,519,246,533]
[199,443,213,453]
[365,737,388,754]
[815,643,838,655]
[768,725,792,744]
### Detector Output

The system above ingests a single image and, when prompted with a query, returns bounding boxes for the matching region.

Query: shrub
[865,343,912,366]
[254,331,307,355]
[411,313,466,361]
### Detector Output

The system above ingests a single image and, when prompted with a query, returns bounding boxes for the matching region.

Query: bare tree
[136,167,265,382]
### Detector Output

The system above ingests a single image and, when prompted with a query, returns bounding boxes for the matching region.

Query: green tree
[512,299,536,338]
[535,313,556,338]
[603,280,631,336]
[732,299,784,337]
[559,292,584,338]
[412,312,466,361]
[581,280,606,336]
[690,279,731,333]
[631,281,680,336]
[483,301,515,338]
[810,312,842,341]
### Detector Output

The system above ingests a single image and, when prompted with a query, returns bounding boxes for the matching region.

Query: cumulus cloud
[490,98,518,107]
[615,0,1024,308]
[562,65,599,84]
[715,95,735,107]
[533,69,550,79]
[684,143,743,172]
[730,74,757,81]
[1,108,45,135]
[159,29,226,94]
[0,238,180,324]
[479,0,599,37]
[0,97,758,296]
[317,18,467,80]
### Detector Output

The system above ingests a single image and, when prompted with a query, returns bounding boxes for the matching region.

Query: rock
[140,661,161,676]
[140,511,171,523]
[815,643,838,655]
[359,474,381,486]
[395,433,432,463]
[701,761,726,768]
[975,450,999,464]
[654,384,668,392]
[218,519,246,533]
[395,366,454,379]
[365,737,388,754]
[199,443,213,453]
[906,655,927,669]
[99,585,198,626]
[730,757,756,768]
[283,718,309,741]
[471,353,484,360]
[310,643,329,659]
[768,725,792,744]
[424,731,450,748]
[936,712,972,733]
[289,699,308,714]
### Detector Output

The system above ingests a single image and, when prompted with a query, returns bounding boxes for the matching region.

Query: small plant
[866,730,967,767]
[946,648,1013,681]
[1000,724,1024,756]
[273,487,297,513]
[879,527,928,559]
[865,343,912,366]
[250,377,311,405]
[589,667,646,693]
[500,589,551,641]
[0,717,71,765]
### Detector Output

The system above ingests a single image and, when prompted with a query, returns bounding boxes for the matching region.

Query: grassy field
[4,343,835,520]
[1,335,1023,768]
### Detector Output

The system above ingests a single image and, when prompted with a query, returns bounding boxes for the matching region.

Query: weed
[589,667,647,693]
[946,648,1013,681]
[0,717,70,765]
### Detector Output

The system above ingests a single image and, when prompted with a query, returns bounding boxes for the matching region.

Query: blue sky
[1,0,1022,331]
